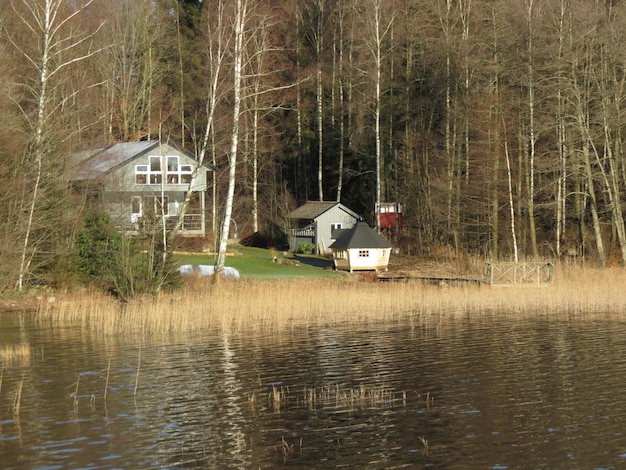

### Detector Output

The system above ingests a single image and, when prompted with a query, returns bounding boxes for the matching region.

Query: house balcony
[290,227,315,237]
[120,213,204,235]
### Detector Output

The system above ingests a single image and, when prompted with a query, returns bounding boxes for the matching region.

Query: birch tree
[360,0,395,231]
[293,3,309,201]
[169,0,228,247]
[332,1,349,202]
[301,0,329,201]
[524,0,539,258]
[215,0,248,276]
[247,15,272,234]
[3,0,103,291]
[553,0,568,258]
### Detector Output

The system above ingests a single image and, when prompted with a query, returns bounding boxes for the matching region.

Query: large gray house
[70,140,216,237]
[288,201,361,254]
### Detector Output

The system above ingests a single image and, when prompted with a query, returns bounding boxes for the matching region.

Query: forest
[0,0,625,293]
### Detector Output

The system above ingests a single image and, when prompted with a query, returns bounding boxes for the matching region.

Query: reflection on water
[2,313,626,468]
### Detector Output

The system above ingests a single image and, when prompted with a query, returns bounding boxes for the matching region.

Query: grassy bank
[175,246,342,279]
[36,265,626,334]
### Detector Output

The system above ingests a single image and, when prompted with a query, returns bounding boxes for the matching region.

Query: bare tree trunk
[295,4,307,201]
[373,0,383,232]
[439,0,459,249]
[316,53,324,201]
[504,132,519,263]
[216,0,247,275]
[7,0,102,291]
[315,0,326,201]
[176,5,186,146]
[555,0,567,258]
[460,0,472,185]
[170,0,226,256]
[571,40,606,266]
[488,6,500,259]
[597,45,626,264]
[363,0,394,232]
[525,0,539,259]
[581,138,606,266]
[335,3,347,202]
[252,103,259,233]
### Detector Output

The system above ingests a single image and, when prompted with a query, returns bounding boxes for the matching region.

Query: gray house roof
[71,140,216,181]
[329,222,393,249]
[289,201,360,221]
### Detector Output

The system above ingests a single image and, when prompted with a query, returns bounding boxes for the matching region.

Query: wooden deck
[378,261,554,286]
[377,272,486,285]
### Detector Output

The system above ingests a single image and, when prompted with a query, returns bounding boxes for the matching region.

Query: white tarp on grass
[178,264,240,279]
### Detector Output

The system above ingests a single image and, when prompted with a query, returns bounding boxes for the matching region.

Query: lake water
[1,312,626,469]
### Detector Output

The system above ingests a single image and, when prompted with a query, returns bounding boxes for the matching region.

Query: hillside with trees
[1,0,625,293]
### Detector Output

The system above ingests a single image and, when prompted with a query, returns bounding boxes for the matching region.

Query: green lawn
[175,245,343,279]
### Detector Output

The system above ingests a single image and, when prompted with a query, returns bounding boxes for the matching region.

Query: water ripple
[1,315,626,468]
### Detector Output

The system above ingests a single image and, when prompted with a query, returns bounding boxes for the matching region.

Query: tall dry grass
[36,266,626,334]
[0,343,31,365]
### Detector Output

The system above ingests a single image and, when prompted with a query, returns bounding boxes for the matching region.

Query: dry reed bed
[36,267,626,334]
[0,343,31,365]
[259,384,424,412]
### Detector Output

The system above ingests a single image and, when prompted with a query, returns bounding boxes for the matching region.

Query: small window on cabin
[335,250,346,259]
[358,250,370,258]
[331,223,342,231]
[149,174,162,184]
[167,174,179,184]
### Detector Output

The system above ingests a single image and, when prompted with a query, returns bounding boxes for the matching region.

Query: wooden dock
[378,261,554,286]
[377,272,486,285]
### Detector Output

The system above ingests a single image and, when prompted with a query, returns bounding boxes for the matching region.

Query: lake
[1,311,626,469]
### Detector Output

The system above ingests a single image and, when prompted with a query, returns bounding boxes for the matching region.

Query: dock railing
[485,261,554,286]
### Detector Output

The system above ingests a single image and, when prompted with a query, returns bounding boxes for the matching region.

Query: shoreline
[0,297,48,313]
[29,266,626,334]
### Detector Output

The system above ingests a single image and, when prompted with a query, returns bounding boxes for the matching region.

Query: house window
[335,250,346,259]
[167,156,179,183]
[165,156,195,185]
[331,223,342,231]
[148,156,162,184]
[135,165,148,184]
[136,155,194,186]
[181,164,193,183]
[358,250,370,257]
[167,156,178,172]
[131,196,142,215]
[131,196,142,225]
